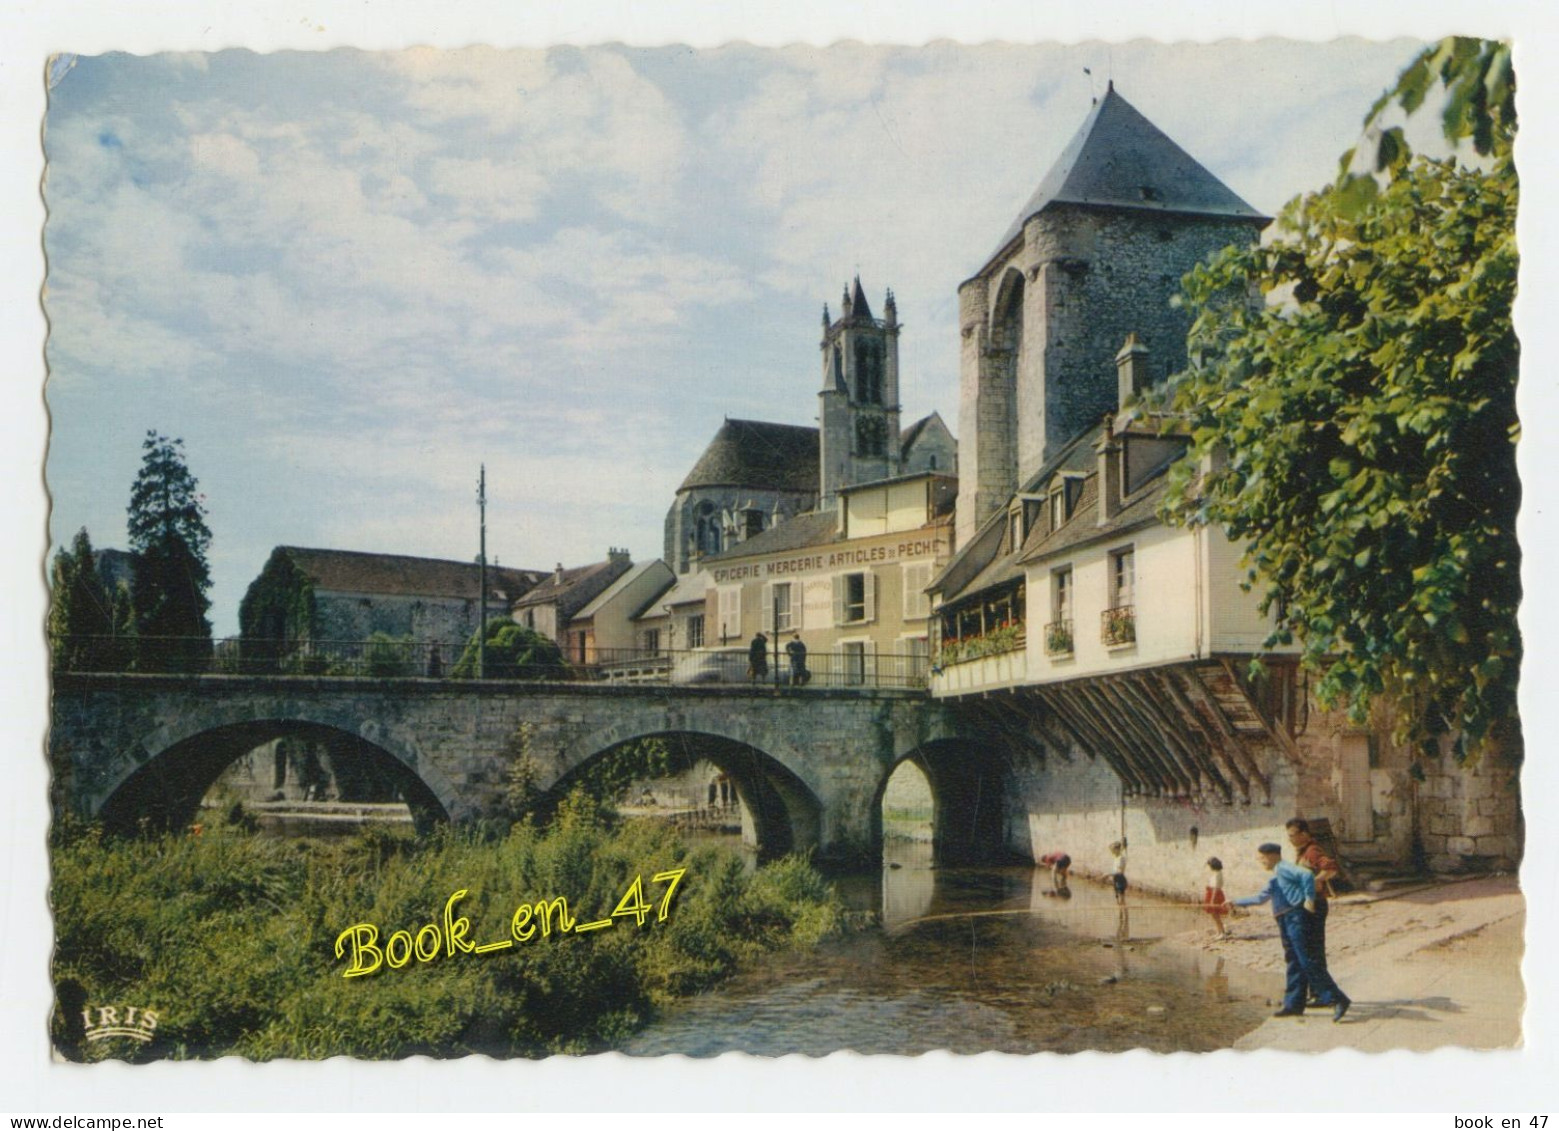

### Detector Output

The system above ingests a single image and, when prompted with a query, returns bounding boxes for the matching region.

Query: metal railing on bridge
[49,635,931,691]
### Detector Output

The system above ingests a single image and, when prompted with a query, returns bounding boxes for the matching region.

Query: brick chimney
[554,562,566,585]
[608,547,631,565]
[1096,416,1123,525]
[1115,332,1152,410]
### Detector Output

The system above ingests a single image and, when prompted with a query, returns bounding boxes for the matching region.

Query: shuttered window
[833,571,875,625]
[718,586,742,643]
[901,562,932,620]
[762,582,795,633]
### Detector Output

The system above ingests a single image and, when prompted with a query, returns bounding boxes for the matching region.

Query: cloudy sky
[43,39,1428,634]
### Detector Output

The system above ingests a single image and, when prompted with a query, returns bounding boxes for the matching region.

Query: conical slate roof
[982,85,1267,270]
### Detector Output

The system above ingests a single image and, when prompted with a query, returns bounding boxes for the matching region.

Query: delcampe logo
[81,1005,158,1044]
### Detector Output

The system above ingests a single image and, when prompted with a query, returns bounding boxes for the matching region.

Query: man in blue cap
[1234,842,1351,1022]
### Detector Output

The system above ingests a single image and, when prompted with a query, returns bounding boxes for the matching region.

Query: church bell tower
[818,277,901,509]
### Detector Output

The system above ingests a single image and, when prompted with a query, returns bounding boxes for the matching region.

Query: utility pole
[477,464,487,680]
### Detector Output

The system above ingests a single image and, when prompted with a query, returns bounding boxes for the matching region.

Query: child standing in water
[1109,839,1128,904]
[1203,856,1231,938]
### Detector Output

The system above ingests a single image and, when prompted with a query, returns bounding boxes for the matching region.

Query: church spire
[850,275,873,321]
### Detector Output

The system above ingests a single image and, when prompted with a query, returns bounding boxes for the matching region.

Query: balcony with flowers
[929,618,1029,696]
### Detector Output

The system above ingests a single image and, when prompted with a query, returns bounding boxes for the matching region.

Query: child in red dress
[1203,856,1230,937]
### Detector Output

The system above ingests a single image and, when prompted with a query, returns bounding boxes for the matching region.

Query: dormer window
[1048,475,1084,531]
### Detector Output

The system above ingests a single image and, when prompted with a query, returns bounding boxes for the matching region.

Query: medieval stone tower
[955,84,1270,545]
[818,277,901,510]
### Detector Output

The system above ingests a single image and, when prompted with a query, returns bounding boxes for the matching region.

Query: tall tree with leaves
[127,432,214,672]
[48,528,133,671]
[1159,38,1517,759]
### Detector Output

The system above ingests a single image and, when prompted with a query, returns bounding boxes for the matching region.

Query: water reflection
[623,848,1272,1057]
[880,838,935,929]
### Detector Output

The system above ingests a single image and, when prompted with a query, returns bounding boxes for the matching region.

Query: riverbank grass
[50,799,841,1060]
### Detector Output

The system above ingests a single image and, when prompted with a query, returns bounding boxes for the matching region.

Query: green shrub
[363,633,415,678]
[452,618,567,680]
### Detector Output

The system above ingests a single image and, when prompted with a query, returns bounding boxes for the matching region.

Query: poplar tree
[48,527,132,671]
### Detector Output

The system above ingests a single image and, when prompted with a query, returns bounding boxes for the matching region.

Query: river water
[623,838,1273,1056]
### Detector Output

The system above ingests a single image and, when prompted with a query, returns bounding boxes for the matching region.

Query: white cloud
[426,155,547,221]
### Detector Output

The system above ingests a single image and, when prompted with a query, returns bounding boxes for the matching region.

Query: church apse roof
[678,418,820,494]
[980,85,1268,274]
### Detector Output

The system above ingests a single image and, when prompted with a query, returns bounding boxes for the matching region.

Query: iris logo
[81,1005,158,1044]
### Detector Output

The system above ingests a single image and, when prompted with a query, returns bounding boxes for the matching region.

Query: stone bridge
[49,674,1008,865]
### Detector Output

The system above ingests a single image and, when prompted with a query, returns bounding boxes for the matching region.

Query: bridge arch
[882,737,1011,866]
[555,729,823,861]
[94,718,457,836]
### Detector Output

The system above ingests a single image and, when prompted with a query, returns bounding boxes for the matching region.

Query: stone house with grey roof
[511,550,635,665]
[239,546,546,675]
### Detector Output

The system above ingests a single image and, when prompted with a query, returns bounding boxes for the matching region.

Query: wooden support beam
[1082,680,1190,797]
[1216,657,1298,756]
[1015,695,1078,762]
[1114,674,1232,803]
[1034,686,1144,794]
[1146,669,1252,803]
[969,696,1047,765]
[1173,666,1272,803]
[1120,672,1232,801]
[1070,683,1166,796]
[1098,678,1202,798]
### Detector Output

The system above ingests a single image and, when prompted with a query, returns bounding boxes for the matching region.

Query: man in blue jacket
[1234,843,1351,1022]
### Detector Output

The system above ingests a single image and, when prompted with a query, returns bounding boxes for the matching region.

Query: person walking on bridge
[785,633,809,686]
[748,632,769,683]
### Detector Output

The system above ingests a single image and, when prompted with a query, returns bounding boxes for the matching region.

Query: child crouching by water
[1202,856,1231,938]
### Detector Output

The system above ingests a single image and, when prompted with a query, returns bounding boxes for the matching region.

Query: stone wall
[312,590,482,669]
[1023,207,1262,478]
[955,279,1009,545]
[1417,737,1523,872]
[1000,725,1305,901]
